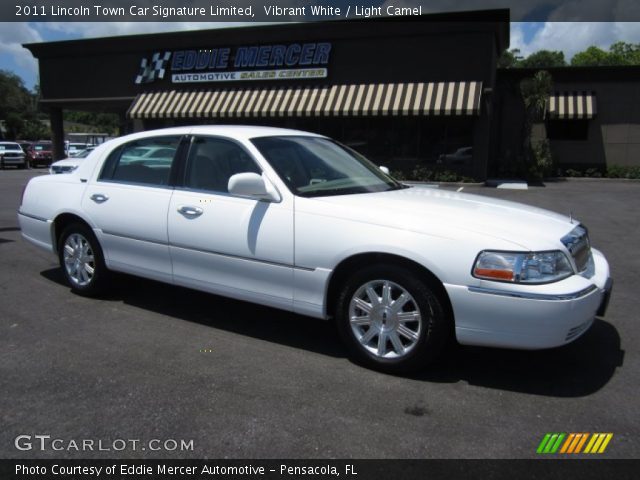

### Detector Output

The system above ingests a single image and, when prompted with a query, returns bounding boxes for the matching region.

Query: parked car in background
[18,126,612,372]
[0,142,28,169]
[49,147,96,174]
[17,141,33,156]
[438,146,473,167]
[68,143,88,157]
[28,141,53,168]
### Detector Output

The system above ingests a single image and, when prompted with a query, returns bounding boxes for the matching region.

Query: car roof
[119,125,325,143]
[0,142,20,146]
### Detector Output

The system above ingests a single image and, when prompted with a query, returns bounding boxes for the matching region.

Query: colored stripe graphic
[538,433,613,454]
[537,433,565,454]
[537,434,552,454]
[584,433,614,453]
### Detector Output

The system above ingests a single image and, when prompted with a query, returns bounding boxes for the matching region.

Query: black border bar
[2,459,639,480]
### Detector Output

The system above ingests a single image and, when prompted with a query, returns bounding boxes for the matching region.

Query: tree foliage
[497,48,523,68]
[518,50,567,68]
[571,42,640,66]
[500,42,640,69]
[63,110,120,135]
[0,70,48,140]
[498,49,565,68]
[520,70,554,179]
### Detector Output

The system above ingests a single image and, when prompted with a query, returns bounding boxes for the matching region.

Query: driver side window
[184,137,261,194]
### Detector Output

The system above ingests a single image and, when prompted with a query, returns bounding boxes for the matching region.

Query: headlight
[472,250,573,284]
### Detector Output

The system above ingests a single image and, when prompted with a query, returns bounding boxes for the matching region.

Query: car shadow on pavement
[41,268,347,359]
[41,268,625,397]
[0,227,20,243]
[413,319,624,397]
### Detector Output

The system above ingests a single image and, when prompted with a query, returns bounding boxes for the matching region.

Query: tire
[58,223,109,296]
[335,264,450,373]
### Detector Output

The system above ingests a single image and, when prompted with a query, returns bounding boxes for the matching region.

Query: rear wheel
[58,223,109,296]
[336,264,450,373]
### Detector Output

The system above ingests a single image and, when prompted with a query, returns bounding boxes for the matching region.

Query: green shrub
[433,170,460,182]
[607,165,640,179]
[393,165,476,183]
[530,139,554,179]
[391,170,406,181]
[410,165,435,182]
[565,168,583,177]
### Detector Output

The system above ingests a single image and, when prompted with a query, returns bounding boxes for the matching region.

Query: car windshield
[0,143,21,151]
[75,149,93,158]
[251,136,404,198]
[34,144,50,151]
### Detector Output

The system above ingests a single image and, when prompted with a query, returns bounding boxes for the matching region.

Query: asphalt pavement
[0,168,637,459]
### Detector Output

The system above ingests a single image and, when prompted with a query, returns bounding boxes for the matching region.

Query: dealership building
[24,10,640,179]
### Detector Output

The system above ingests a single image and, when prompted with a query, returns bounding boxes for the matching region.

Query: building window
[546,120,589,141]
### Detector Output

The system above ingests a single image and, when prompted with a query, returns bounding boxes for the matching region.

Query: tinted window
[184,137,260,193]
[100,136,180,186]
[251,136,403,197]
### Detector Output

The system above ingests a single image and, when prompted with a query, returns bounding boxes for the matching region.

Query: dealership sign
[135,43,331,85]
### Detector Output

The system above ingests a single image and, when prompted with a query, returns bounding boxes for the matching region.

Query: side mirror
[228,172,280,202]
[379,166,390,175]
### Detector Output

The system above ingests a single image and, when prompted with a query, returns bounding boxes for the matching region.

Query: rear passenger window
[99,136,181,186]
[184,136,260,193]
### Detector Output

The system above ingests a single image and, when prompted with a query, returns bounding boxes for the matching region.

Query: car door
[167,135,294,310]
[82,135,183,284]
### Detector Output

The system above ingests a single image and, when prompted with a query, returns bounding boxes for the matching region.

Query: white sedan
[49,148,95,174]
[18,126,612,372]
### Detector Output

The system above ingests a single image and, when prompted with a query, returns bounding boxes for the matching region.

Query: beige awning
[127,81,483,119]
[547,92,597,120]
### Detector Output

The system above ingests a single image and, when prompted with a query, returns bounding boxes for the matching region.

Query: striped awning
[127,81,483,120]
[548,92,597,120]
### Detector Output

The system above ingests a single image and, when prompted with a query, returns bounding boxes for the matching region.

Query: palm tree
[520,70,553,178]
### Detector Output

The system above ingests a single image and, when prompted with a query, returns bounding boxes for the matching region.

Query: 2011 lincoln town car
[18,126,612,371]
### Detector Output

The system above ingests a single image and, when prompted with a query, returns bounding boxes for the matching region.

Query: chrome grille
[51,165,74,174]
[561,225,591,272]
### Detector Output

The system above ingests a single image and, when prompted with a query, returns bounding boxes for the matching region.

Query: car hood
[300,186,577,250]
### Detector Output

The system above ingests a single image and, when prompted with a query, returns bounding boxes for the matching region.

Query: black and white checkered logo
[135,51,171,85]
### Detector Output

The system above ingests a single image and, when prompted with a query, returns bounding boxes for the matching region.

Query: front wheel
[58,223,109,296]
[335,264,450,373]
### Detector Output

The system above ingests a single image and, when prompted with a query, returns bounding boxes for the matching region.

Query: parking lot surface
[1,169,637,458]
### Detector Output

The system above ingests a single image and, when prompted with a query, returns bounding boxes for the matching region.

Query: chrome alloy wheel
[63,233,95,286]
[348,280,423,359]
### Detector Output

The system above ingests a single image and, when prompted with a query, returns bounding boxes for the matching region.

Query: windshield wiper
[302,187,369,198]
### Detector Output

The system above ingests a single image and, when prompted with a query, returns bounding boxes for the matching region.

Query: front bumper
[445,248,612,349]
[31,156,53,166]
[1,156,26,166]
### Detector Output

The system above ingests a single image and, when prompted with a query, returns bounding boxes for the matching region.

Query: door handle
[90,193,109,203]
[178,205,203,218]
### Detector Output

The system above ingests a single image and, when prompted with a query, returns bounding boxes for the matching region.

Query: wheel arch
[52,212,95,253]
[325,252,454,324]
